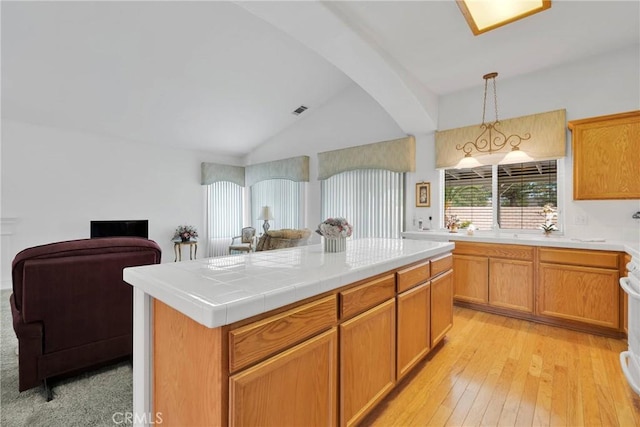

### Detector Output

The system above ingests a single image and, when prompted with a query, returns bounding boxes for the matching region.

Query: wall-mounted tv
[90,220,149,239]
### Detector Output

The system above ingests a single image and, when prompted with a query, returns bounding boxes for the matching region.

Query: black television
[90,220,149,239]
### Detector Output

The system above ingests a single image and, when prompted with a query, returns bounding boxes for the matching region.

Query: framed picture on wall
[416,182,431,207]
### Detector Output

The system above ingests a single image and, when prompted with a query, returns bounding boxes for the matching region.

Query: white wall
[244,83,406,238]
[411,46,640,242]
[246,46,640,244]
[1,120,242,289]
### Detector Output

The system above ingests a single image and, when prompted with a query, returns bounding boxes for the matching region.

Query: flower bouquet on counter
[316,218,352,253]
[316,217,353,239]
[173,225,198,242]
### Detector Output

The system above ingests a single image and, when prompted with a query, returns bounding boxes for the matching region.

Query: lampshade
[454,155,483,169]
[499,148,534,165]
[257,206,274,221]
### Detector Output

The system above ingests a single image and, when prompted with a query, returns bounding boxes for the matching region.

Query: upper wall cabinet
[569,111,640,200]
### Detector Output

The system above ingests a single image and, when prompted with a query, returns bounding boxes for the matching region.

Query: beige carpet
[1,290,133,426]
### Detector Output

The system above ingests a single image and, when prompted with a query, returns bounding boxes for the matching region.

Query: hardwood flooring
[362,307,640,426]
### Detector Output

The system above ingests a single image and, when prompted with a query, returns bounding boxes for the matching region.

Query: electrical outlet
[574,215,588,226]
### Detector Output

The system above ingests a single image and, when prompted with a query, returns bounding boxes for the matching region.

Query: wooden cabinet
[431,269,453,347]
[340,299,396,427]
[397,261,429,293]
[538,263,619,328]
[569,110,640,200]
[453,254,488,304]
[397,282,430,379]
[229,328,338,427]
[453,242,534,314]
[229,295,337,372]
[489,258,533,313]
[538,248,620,329]
[340,274,395,319]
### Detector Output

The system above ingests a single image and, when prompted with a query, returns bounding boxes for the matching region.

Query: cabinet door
[538,263,620,328]
[489,258,534,313]
[397,282,430,379]
[453,254,488,304]
[229,328,338,427]
[570,111,640,200]
[431,270,453,347]
[340,299,396,427]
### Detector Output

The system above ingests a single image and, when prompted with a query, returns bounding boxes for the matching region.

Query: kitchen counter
[124,238,454,328]
[402,230,639,257]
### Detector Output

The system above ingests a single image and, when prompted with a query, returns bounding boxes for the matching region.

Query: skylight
[457,0,551,35]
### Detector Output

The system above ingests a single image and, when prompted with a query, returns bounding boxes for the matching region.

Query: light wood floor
[363,307,640,427]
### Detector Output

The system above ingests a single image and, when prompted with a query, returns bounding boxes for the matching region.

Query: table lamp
[257,206,274,234]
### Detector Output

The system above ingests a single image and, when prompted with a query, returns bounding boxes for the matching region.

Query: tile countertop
[123,238,454,329]
[402,231,639,259]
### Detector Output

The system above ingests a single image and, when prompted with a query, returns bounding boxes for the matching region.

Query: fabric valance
[435,109,566,169]
[200,163,245,187]
[317,136,416,180]
[245,156,310,187]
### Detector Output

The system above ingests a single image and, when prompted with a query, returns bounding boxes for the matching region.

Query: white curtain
[321,169,404,239]
[250,179,305,232]
[207,181,244,256]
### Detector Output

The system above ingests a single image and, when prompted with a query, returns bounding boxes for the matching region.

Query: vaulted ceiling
[2,1,638,156]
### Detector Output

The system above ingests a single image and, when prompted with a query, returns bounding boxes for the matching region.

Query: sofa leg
[44,378,53,402]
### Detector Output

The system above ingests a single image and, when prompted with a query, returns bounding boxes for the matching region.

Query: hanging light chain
[492,74,498,122]
[456,71,530,159]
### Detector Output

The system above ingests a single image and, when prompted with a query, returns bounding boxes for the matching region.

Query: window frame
[440,159,564,233]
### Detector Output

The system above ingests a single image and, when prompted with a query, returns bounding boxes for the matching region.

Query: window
[251,179,305,231]
[444,165,493,230]
[321,169,404,239]
[444,160,559,231]
[207,181,244,256]
[498,161,557,229]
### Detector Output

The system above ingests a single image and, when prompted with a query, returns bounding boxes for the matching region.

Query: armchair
[10,237,161,399]
[229,227,257,254]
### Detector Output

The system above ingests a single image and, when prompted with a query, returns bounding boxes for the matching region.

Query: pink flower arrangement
[316,217,353,239]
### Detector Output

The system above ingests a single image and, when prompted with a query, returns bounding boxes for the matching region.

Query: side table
[173,240,198,262]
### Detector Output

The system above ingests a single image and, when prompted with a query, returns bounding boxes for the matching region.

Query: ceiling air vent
[292,105,308,116]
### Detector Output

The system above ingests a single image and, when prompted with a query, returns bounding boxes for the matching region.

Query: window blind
[321,169,404,239]
[444,165,493,230]
[251,179,305,231]
[498,160,557,229]
[207,181,244,257]
[444,160,559,231]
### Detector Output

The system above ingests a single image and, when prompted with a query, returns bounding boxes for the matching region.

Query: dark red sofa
[10,237,161,397]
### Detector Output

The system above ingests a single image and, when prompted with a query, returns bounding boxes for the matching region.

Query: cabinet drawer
[431,254,453,277]
[397,261,430,293]
[453,242,533,260]
[538,248,618,269]
[229,295,337,372]
[341,274,395,319]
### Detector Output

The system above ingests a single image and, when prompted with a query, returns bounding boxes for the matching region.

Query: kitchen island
[124,238,455,427]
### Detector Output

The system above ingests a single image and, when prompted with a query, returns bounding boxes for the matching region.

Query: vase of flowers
[316,217,353,253]
[173,225,198,242]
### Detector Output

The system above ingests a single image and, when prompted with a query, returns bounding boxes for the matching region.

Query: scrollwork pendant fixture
[456,72,531,163]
